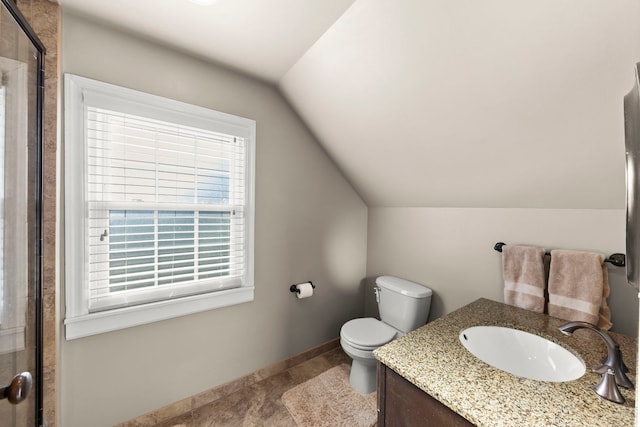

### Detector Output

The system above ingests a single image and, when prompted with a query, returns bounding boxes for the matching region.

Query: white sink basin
[459,326,585,382]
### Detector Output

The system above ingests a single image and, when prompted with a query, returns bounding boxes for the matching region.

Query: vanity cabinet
[377,362,474,427]
[374,299,636,426]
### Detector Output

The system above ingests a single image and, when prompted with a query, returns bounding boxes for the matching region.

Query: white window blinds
[87,107,247,311]
[64,74,255,337]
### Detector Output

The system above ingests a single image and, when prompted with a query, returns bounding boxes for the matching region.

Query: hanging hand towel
[599,266,613,330]
[503,245,546,313]
[548,250,612,330]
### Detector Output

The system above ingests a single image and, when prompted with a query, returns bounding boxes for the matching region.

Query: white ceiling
[57,0,356,83]
[58,0,640,208]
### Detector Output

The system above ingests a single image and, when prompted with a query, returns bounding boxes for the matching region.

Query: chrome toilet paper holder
[290,281,315,294]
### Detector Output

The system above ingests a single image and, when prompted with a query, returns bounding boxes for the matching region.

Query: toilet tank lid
[376,275,432,298]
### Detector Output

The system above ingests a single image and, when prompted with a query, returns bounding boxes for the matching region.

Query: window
[64,74,255,339]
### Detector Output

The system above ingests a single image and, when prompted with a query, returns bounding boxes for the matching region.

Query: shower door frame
[1,0,45,426]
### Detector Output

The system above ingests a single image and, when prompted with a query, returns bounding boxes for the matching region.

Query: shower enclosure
[0,0,45,426]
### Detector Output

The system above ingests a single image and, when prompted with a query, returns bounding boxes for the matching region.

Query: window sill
[64,286,254,340]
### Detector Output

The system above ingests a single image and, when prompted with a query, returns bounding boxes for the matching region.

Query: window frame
[63,74,255,340]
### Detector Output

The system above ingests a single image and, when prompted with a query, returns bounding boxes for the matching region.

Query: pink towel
[548,250,612,330]
[502,245,546,313]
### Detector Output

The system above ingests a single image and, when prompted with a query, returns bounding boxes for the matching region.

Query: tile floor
[156,347,354,427]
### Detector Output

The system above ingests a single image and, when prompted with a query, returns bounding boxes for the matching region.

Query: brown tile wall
[16,1,59,426]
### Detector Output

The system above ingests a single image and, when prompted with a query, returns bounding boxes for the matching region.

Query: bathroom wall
[59,11,367,427]
[281,0,640,341]
[56,3,640,426]
[366,208,639,337]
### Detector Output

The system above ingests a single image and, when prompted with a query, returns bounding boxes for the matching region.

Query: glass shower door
[0,0,44,426]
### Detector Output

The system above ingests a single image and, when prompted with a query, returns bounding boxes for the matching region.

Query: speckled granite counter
[373,298,637,427]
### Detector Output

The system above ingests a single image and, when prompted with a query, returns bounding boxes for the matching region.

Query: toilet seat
[340,318,397,350]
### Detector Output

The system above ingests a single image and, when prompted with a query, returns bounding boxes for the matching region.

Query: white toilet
[340,275,432,394]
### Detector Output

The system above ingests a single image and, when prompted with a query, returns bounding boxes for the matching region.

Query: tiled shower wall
[16,1,59,426]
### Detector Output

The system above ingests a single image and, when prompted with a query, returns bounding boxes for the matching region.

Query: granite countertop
[373,298,637,427]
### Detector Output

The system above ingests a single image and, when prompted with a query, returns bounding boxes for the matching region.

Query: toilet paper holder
[290,281,315,294]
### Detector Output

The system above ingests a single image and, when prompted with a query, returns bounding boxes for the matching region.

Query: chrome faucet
[558,321,633,404]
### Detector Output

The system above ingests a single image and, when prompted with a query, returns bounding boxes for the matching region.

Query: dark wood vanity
[377,362,474,426]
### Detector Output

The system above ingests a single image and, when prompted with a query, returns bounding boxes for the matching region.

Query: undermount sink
[459,326,586,382]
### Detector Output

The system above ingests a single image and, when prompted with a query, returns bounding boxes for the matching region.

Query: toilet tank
[376,275,432,333]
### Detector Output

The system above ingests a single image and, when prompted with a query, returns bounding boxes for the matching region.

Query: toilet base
[349,358,377,394]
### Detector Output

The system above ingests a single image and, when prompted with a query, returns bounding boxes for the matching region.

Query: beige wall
[59,12,367,427]
[366,208,639,337]
[57,4,640,427]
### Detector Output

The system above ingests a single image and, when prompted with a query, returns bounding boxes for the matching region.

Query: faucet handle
[593,361,634,390]
[616,347,630,373]
[593,364,609,375]
[614,367,634,390]
[594,368,626,404]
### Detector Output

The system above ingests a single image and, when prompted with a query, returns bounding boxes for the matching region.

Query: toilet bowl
[340,276,432,394]
[340,317,398,394]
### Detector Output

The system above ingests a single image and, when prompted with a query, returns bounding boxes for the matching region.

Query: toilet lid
[341,318,397,348]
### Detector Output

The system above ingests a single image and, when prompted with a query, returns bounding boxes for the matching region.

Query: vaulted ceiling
[57,0,356,84]
[58,0,640,208]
